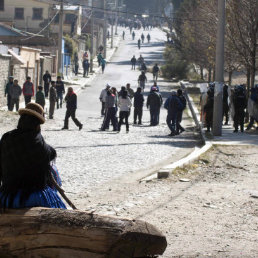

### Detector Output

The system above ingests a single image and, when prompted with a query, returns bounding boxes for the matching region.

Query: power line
[21,11,60,41]
[54,1,206,22]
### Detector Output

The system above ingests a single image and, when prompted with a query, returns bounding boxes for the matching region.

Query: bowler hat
[18,103,45,124]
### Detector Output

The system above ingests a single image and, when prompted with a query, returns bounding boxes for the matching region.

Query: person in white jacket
[118,90,132,132]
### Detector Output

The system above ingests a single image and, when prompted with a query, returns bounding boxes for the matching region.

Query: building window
[54,14,59,23]
[0,0,4,11]
[14,8,24,20]
[65,14,76,24]
[32,8,43,20]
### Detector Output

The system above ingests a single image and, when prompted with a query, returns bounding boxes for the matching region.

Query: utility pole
[58,0,64,77]
[90,7,94,73]
[103,0,107,58]
[111,13,114,49]
[115,0,118,35]
[212,0,226,136]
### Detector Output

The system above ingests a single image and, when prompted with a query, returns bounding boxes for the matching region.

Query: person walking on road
[36,86,45,110]
[97,52,103,67]
[138,55,144,68]
[131,55,137,70]
[147,33,151,43]
[122,31,125,40]
[49,81,57,119]
[62,87,83,130]
[118,90,132,133]
[56,76,65,109]
[152,63,160,81]
[100,84,111,116]
[43,71,51,98]
[164,91,183,136]
[132,31,135,40]
[10,79,22,112]
[141,33,145,43]
[5,76,14,111]
[101,89,118,131]
[141,62,147,73]
[147,86,163,126]
[138,39,141,49]
[138,71,147,92]
[134,87,144,125]
[23,77,34,105]
[83,59,90,77]
[176,89,186,134]
[101,58,106,74]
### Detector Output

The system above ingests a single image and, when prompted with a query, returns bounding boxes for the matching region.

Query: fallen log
[0,208,167,258]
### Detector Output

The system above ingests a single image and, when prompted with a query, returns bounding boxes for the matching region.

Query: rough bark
[0,208,167,258]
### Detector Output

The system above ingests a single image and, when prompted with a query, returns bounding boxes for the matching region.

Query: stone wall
[0,54,11,107]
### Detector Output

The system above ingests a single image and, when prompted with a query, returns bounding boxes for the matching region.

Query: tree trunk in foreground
[0,208,167,258]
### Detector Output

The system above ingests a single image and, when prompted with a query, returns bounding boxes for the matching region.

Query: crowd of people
[99,82,187,136]
[4,72,83,131]
[201,83,258,133]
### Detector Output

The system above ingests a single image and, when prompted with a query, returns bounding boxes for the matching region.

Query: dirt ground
[79,145,258,258]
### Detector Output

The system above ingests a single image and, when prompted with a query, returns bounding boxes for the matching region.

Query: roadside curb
[141,142,213,181]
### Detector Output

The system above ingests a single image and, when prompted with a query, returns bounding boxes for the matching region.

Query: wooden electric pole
[212,0,226,136]
[58,0,64,76]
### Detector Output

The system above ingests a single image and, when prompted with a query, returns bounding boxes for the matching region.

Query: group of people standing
[99,82,187,136]
[5,76,34,112]
[202,83,258,133]
[5,71,82,131]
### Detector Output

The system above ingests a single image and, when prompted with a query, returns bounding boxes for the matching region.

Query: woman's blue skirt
[0,165,66,209]
[0,186,66,209]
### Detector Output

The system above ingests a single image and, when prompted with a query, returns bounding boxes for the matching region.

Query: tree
[227,0,258,91]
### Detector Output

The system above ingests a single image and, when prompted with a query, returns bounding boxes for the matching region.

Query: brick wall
[0,54,11,107]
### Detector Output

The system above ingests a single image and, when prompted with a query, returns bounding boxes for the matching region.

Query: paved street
[38,28,198,205]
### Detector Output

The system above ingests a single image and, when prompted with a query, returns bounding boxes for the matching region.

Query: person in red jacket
[23,77,34,105]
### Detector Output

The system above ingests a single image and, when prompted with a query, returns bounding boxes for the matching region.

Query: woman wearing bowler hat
[0,103,66,209]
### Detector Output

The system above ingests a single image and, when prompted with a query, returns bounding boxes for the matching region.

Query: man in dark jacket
[138,71,147,92]
[147,87,163,126]
[43,71,51,98]
[233,85,246,133]
[49,81,57,119]
[164,91,183,136]
[5,76,14,111]
[152,64,160,81]
[10,79,22,112]
[62,87,83,130]
[204,85,214,132]
[23,77,34,105]
[131,55,136,70]
[176,89,186,134]
[56,76,65,109]
[83,59,90,77]
[223,84,229,125]
[134,87,144,124]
